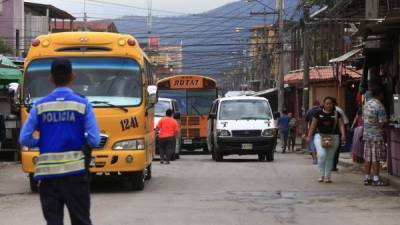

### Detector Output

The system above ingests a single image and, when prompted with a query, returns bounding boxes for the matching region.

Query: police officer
[19,58,100,225]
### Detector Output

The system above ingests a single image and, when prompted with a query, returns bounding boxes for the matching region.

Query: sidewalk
[338,152,400,190]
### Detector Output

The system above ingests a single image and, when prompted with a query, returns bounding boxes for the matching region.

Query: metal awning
[329,48,362,63]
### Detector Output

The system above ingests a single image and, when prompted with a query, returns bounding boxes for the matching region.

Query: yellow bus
[157,75,218,152]
[19,32,156,191]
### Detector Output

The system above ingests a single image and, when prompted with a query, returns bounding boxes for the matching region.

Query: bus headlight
[113,139,145,150]
[217,129,231,137]
[262,129,275,137]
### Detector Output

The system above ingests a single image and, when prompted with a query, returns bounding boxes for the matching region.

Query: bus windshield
[155,100,170,117]
[219,100,272,120]
[158,89,215,115]
[24,57,142,106]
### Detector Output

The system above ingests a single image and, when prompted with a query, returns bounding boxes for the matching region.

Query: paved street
[1,152,400,225]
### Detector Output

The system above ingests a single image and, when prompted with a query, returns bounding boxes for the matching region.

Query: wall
[309,81,345,109]
[0,0,24,56]
[24,11,48,55]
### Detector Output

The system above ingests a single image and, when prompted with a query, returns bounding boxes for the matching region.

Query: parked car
[207,96,277,162]
[154,97,181,159]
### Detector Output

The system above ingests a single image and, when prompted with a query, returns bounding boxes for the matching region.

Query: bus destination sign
[170,77,203,89]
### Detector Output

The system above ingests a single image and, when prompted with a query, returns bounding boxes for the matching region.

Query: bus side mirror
[209,112,217,119]
[8,82,21,115]
[147,85,158,105]
[173,112,181,120]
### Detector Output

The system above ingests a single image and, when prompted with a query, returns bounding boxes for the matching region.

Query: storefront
[359,13,400,176]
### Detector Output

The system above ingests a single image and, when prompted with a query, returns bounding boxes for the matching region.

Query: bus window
[24,57,142,106]
[158,90,187,115]
[187,90,215,115]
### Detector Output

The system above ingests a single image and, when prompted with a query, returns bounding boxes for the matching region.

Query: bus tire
[29,173,38,193]
[129,171,145,191]
[266,150,274,162]
[145,165,152,180]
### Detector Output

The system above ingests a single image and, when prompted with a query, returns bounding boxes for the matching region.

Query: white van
[207,96,277,162]
[154,98,181,159]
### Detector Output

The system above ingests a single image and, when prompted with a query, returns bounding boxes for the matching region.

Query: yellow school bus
[157,75,218,152]
[20,32,156,191]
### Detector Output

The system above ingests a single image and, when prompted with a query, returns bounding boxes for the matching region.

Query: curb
[339,159,400,191]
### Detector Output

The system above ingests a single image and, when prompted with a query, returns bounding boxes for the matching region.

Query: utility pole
[83,0,88,31]
[277,0,284,112]
[250,9,277,90]
[302,3,310,118]
[147,0,153,34]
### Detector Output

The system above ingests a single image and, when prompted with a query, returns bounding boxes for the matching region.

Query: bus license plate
[183,139,192,145]
[242,143,253,150]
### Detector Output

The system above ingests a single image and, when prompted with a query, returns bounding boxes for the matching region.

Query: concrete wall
[24,11,48,54]
[0,0,24,56]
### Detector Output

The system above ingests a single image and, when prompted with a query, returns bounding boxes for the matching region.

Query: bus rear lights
[127,39,136,46]
[31,40,40,47]
[118,39,126,46]
[42,40,50,47]
[125,155,134,164]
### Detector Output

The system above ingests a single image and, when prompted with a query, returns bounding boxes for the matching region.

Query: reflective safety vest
[33,88,88,180]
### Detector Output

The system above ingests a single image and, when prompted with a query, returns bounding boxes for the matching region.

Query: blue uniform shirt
[19,87,100,150]
[278,114,290,132]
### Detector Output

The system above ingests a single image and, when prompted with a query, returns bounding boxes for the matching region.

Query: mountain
[114,0,301,78]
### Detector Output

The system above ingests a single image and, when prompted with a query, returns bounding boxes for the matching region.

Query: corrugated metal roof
[284,66,361,84]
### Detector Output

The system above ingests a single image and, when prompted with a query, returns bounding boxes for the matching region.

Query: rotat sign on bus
[174,79,199,87]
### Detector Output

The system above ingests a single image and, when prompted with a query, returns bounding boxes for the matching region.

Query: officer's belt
[35,151,85,176]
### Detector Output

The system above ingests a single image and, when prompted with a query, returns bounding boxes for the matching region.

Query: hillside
[114,0,301,78]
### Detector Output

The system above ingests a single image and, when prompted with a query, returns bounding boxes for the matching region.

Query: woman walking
[306,97,346,183]
[351,107,364,163]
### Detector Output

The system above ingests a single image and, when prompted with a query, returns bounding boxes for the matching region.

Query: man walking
[305,100,320,164]
[19,58,100,225]
[156,109,179,164]
[288,112,297,151]
[278,109,290,153]
[363,87,388,186]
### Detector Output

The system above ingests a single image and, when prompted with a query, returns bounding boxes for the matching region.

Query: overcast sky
[27,0,239,19]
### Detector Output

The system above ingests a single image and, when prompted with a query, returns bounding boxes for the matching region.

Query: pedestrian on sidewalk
[333,104,350,171]
[351,107,364,163]
[288,112,297,151]
[305,100,321,164]
[362,88,388,186]
[306,96,346,183]
[156,109,179,164]
[278,109,290,153]
[19,58,100,225]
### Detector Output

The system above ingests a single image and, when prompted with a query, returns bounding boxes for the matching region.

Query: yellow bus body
[157,75,217,151]
[20,32,155,178]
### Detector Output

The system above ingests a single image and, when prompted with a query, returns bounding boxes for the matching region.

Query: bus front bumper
[21,150,147,174]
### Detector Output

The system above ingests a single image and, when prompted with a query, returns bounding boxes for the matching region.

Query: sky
[28,0,239,19]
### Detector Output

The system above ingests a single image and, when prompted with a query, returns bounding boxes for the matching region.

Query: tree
[0,38,13,54]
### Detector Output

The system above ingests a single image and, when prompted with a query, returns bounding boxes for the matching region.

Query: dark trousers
[39,173,92,225]
[333,145,342,170]
[159,137,175,162]
[288,130,296,150]
[280,130,288,151]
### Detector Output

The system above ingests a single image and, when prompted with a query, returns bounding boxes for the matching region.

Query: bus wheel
[29,173,38,193]
[266,150,274,162]
[258,154,266,161]
[145,165,152,180]
[129,171,145,191]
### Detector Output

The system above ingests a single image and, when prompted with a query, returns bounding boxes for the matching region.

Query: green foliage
[0,38,13,54]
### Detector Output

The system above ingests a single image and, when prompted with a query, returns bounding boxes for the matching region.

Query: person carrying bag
[306,96,346,183]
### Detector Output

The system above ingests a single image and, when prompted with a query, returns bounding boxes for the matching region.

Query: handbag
[319,111,338,148]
